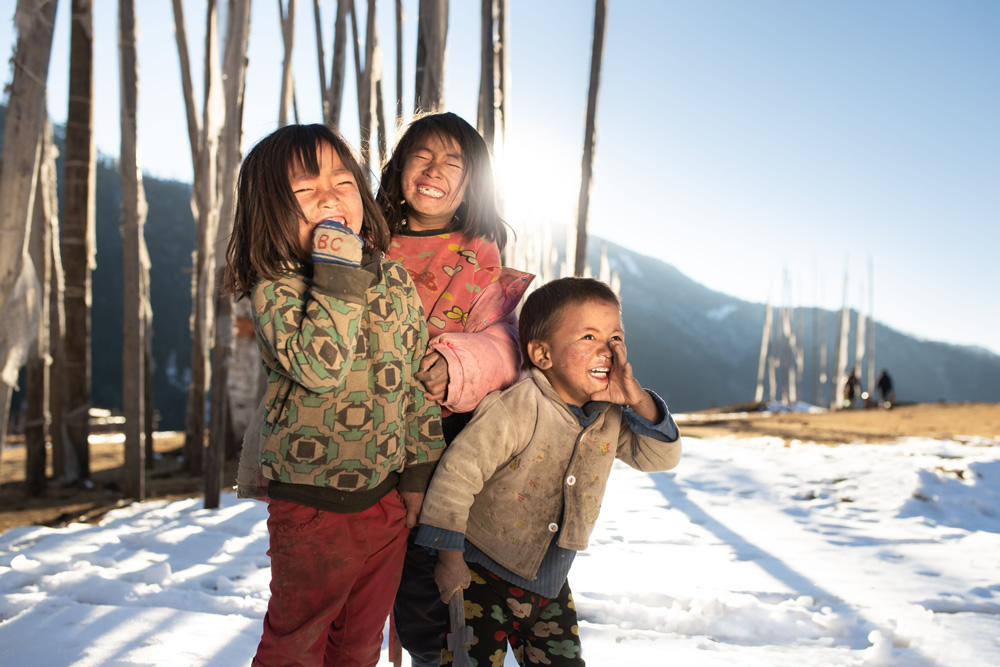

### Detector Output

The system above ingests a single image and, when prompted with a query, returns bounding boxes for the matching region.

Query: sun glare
[499,135,581,232]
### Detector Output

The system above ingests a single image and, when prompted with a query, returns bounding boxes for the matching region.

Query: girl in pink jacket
[377,111,532,667]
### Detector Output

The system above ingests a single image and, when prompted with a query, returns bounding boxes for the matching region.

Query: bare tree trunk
[818,308,828,407]
[371,19,388,165]
[171,0,201,167]
[866,259,875,394]
[144,336,154,467]
[573,0,606,277]
[206,0,252,510]
[349,0,373,170]
[26,121,57,498]
[781,302,797,404]
[328,0,349,128]
[394,0,403,128]
[0,0,59,446]
[313,0,329,120]
[184,0,224,475]
[413,0,447,112]
[754,302,772,403]
[278,0,297,127]
[478,0,494,144]
[832,270,850,410]
[854,284,866,402]
[795,305,804,402]
[119,0,148,501]
[173,0,201,470]
[62,0,96,482]
[496,0,508,147]
[48,162,67,481]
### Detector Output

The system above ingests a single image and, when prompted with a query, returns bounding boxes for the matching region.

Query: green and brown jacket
[252,249,445,513]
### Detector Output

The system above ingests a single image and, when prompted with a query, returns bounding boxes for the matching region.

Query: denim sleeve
[624,390,679,442]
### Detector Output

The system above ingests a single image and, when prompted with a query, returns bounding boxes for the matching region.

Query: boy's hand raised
[591,341,661,422]
[435,550,471,604]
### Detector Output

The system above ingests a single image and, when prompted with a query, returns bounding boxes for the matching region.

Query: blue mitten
[311,219,363,267]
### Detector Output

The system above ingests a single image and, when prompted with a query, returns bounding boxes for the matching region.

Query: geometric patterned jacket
[252,249,445,513]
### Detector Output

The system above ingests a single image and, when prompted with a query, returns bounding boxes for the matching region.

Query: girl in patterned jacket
[225,124,445,666]
[377,112,533,667]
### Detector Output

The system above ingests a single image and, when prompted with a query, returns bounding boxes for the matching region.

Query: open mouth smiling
[416,185,444,198]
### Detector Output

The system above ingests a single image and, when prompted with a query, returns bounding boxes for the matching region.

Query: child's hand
[311,219,363,267]
[399,491,424,528]
[591,342,660,421]
[415,350,450,402]
[435,550,471,604]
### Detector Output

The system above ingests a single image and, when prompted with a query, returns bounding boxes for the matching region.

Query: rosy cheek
[566,347,591,372]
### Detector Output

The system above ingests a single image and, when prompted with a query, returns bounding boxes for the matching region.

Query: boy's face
[528,299,624,406]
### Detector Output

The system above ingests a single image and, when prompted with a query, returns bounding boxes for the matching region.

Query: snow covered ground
[2,432,999,666]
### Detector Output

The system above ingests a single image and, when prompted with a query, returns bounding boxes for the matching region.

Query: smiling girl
[377,112,533,667]
[225,124,445,666]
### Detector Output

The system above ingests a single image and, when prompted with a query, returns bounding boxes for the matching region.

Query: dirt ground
[0,432,239,535]
[2,402,998,535]
[677,401,1000,445]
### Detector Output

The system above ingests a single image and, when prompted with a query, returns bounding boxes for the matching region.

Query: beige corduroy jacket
[419,368,682,580]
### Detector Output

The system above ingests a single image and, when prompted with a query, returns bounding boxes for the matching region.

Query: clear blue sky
[3,1,998,355]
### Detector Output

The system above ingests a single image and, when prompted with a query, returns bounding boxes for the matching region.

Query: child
[416,277,682,666]
[224,124,445,666]
[377,111,533,667]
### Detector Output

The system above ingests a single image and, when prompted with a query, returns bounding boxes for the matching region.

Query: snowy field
[2,433,999,666]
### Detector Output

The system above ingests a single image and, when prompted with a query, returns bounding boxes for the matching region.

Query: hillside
[584,236,1000,412]
[3,104,1000,429]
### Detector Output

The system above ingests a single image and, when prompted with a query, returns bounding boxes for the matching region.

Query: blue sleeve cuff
[624,390,679,442]
[415,524,467,552]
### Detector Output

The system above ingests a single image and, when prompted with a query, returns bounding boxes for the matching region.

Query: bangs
[287,141,321,179]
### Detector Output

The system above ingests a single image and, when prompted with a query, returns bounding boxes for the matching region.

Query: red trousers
[253,492,409,666]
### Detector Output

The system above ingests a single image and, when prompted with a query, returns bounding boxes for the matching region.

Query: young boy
[415,277,681,666]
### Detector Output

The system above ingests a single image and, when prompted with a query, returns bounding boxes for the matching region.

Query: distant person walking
[843,368,861,409]
[877,369,895,407]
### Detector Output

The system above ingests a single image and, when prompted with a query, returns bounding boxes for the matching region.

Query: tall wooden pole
[63,0,97,481]
[328,0,349,128]
[0,0,59,448]
[394,0,403,128]
[572,0,607,276]
[413,0,448,112]
[205,0,253,510]
[119,0,148,501]
[278,0,297,127]
[25,121,57,498]
[183,0,223,475]
[313,0,329,120]
[754,302,772,403]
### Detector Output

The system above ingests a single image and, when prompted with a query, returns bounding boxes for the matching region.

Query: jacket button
[548,522,558,533]
[566,475,577,486]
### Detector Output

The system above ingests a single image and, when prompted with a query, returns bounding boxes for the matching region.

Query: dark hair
[225,124,390,299]
[376,111,509,251]
[518,278,621,369]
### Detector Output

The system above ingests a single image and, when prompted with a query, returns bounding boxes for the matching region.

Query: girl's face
[400,132,468,231]
[290,141,364,252]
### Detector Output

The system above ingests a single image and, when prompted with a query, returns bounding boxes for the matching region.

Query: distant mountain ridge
[5,107,998,429]
[588,236,1000,411]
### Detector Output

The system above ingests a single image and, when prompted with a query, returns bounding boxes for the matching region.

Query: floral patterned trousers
[443,563,585,667]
